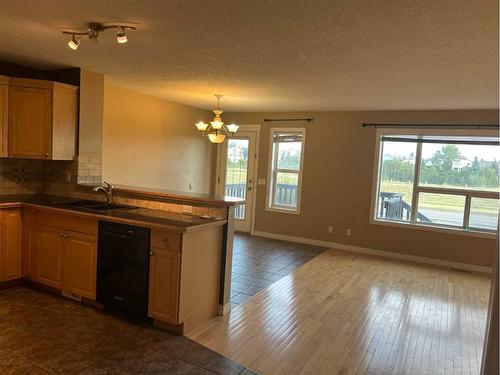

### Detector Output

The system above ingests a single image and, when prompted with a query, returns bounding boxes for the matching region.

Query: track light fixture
[62,22,136,50]
[67,35,80,50]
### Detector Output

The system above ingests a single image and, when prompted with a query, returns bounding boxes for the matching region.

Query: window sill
[265,205,300,215]
[370,218,497,239]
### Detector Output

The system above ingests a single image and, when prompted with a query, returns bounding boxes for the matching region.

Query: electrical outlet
[328,226,334,234]
[346,228,352,236]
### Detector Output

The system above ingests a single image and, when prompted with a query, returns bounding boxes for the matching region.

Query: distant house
[452,156,472,171]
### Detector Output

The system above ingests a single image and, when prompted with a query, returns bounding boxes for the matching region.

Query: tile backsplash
[0,158,228,219]
[0,158,44,194]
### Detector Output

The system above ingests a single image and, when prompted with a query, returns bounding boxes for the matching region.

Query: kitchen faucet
[93,181,114,203]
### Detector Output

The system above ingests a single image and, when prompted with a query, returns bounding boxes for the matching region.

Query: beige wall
[79,70,104,156]
[225,110,498,267]
[102,84,215,193]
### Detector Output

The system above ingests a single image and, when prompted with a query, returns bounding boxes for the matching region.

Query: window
[267,128,306,213]
[372,130,499,234]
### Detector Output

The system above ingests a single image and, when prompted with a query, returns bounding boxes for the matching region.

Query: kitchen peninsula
[0,190,239,334]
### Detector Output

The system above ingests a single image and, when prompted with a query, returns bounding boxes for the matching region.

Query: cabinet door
[35,225,63,288]
[9,86,51,159]
[52,86,78,160]
[0,210,22,281]
[62,231,97,300]
[0,83,8,157]
[148,248,180,323]
[22,208,37,279]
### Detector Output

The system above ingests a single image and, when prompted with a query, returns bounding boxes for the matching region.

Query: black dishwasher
[97,221,151,320]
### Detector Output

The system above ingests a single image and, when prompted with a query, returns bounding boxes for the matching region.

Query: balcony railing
[225,183,298,219]
[378,192,431,222]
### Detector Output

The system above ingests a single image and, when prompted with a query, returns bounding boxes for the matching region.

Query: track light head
[68,35,79,50]
[116,27,128,44]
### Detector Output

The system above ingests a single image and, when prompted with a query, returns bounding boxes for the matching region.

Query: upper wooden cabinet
[0,76,8,158]
[0,209,22,282]
[8,78,78,160]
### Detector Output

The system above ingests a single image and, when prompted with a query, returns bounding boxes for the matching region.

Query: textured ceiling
[0,0,498,111]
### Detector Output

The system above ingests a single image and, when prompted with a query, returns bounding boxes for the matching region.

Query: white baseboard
[252,230,493,274]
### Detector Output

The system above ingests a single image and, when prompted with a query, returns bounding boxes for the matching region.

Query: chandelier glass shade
[195,95,239,144]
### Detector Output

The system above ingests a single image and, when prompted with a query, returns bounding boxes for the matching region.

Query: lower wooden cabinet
[62,231,97,300]
[35,225,64,288]
[148,227,223,333]
[0,209,22,282]
[148,248,180,323]
[32,215,97,300]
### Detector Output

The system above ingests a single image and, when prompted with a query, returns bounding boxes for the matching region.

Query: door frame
[216,124,261,234]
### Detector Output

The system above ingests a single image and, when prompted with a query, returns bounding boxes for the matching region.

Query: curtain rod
[264,118,313,122]
[362,123,499,129]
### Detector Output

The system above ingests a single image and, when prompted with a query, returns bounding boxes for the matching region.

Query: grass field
[226,168,297,185]
[381,181,498,215]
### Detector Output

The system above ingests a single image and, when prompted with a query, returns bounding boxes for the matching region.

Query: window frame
[370,127,498,238]
[266,127,306,215]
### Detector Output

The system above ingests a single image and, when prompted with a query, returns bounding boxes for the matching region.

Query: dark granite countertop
[0,194,226,233]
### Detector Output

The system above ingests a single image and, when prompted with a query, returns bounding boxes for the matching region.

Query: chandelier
[195,95,239,144]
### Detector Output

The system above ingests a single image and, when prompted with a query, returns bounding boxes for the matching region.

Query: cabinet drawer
[151,230,181,252]
[37,211,97,236]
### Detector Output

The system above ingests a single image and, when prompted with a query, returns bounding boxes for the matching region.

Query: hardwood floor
[188,249,492,375]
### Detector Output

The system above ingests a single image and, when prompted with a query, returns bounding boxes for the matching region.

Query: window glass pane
[273,172,298,207]
[420,143,500,192]
[377,140,417,222]
[469,198,499,231]
[224,139,249,220]
[417,192,465,227]
[275,138,302,171]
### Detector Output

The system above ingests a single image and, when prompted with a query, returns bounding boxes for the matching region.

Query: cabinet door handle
[149,251,153,256]
[44,153,49,158]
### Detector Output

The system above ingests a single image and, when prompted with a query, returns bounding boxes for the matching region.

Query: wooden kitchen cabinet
[21,207,36,279]
[31,209,98,299]
[0,76,8,157]
[0,209,22,282]
[148,226,223,333]
[35,225,64,289]
[62,230,97,300]
[9,78,78,160]
[148,248,180,323]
